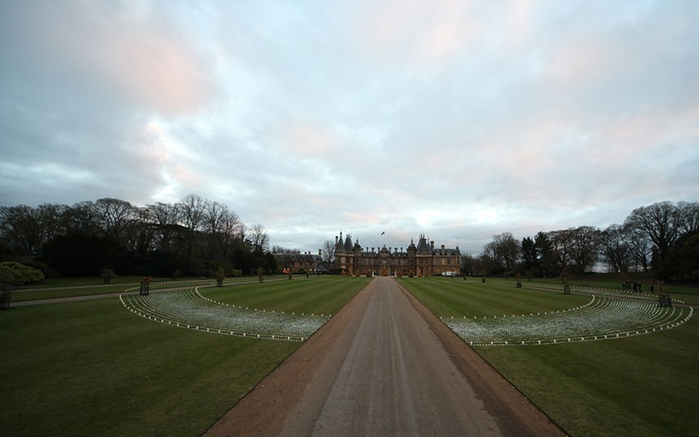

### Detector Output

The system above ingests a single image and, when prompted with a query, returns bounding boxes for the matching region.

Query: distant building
[333,232,461,277]
[273,250,321,273]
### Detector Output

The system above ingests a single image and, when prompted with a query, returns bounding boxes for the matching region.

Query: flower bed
[120,287,328,342]
[444,295,693,346]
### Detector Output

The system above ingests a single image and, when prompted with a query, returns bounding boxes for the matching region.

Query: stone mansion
[334,232,461,277]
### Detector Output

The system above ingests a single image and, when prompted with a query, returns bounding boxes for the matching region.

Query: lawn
[11,276,269,302]
[15,275,145,288]
[205,277,371,316]
[5,275,694,436]
[399,278,699,437]
[488,273,699,306]
[0,276,370,437]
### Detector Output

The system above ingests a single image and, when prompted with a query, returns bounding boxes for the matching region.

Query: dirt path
[204,277,565,437]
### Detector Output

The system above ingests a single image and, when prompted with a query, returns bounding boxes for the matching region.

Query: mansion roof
[334,232,460,257]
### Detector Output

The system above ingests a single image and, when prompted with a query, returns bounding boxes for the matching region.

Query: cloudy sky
[1,0,698,254]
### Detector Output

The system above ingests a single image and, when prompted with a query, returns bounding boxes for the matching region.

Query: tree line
[0,194,277,278]
[461,201,699,282]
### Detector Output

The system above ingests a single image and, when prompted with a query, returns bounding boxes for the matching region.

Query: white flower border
[120,287,329,342]
[443,295,692,346]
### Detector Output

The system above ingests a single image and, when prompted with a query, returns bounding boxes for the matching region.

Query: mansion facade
[334,232,461,277]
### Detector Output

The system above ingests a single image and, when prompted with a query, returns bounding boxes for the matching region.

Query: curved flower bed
[444,295,693,346]
[120,287,329,342]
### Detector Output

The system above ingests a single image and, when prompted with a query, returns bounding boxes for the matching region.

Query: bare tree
[217,208,243,258]
[483,233,520,273]
[248,224,269,252]
[549,229,573,272]
[178,194,209,267]
[322,239,335,263]
[0,204,67,257]
[129,206,157,256]
[677,201,699,235]
[625,201,679,264]
[179,194,208,232]
[64,201,99,235]
[460,253,476,276]
[92,198,138,245]
[629,228,653,272]
[147,202,184,253]
[568,226,601,274]
[600,224,633,273]
[202,201,238,259]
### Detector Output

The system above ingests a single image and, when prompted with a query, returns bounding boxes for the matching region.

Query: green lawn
[11,277,263,302]
[16,275,146,288]
[400,277,590,317]
[12,284,142,302]
[206,277,371,316]
[5,275,694,436]
[399,278,699,437]
[490,273,699,305]
[0,277,370,437]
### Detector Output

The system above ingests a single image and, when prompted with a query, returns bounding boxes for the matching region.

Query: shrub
[21,260,51,278]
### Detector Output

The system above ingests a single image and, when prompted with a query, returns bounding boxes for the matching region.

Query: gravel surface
[204,277,566,437]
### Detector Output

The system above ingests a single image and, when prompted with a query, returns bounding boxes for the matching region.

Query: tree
[483,233,520,274]
[625,201,679,267]
[64,201,100,235]
[41,234,129,276]
[147,201,183,253]
[264,252,278,274]
[659,232,699,281]
[0,261,45,308]
[520,236,538,273]
[179,194,208,232]
[600,224,633,273]
[677,201,699,235]
[0,194,256,278]
[231,238,253,275]
[179,194,209,271]
[0,204,67,257]
[534,231,558,277]
[217,208,244,258]
[549,229,573,274]
[628,227,652,272]
[92,198,138,245]
[568,226,601,275]
[322,240,335,263]
[202,202,242,259]
[128,206,156,257]
[460,253,476,276]
[247,224,269,253]
[0,261,44,286]
[476,253,498,276]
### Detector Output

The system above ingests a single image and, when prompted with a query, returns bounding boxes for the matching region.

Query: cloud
[0,0,697,256]
[3,1,213,113]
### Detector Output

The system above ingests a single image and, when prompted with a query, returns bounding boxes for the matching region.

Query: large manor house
[276,232,462,277]
[333,232,461,277]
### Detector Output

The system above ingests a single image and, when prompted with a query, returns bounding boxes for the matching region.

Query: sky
[1,0,698,255]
